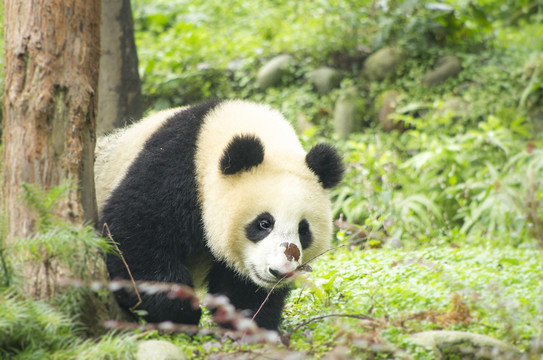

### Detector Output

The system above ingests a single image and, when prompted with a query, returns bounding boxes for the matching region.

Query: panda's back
[96,101,222,271]
[95,107,185,213]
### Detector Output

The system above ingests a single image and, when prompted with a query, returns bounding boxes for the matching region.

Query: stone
[437,96,471,118]
[136,340,186,360]
[256,54,294,89]
[307,67,342,94]
[334,87,360,139]
[410,330,521,360]
[377,90,403,132]
[361,47,404,82]
[422,55,462,87]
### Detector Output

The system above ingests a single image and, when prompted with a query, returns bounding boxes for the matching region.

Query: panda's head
[195,101,344,288]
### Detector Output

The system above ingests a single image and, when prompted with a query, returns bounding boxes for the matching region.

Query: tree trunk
[2,0,100,293]
[97,0,143,134]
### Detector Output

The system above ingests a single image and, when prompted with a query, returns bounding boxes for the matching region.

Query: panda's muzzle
[249,264,294,286]
[247,238,302,287]
[268,267,295,280]
[251,265,279,284]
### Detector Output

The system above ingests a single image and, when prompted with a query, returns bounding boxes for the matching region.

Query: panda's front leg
[106,255,202,325]
[206,261,290,330]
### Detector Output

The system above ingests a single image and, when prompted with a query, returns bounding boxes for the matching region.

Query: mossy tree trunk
[98,0,143,135]
[2,0,100,294]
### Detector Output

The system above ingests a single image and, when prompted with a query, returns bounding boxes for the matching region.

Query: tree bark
[2,0,100,291]
[97,0,143,134]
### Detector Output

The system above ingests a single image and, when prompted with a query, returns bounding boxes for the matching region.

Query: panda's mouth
[249,264,280,286]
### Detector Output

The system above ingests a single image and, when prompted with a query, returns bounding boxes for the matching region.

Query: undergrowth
[0,185,136,360]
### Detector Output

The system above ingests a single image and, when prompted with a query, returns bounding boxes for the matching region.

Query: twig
[102,223,142,311]
[287,313,375,336]
[59,277,264,334]
[103,319,279,344]
[250,275,286,325]
[300,244,346,266]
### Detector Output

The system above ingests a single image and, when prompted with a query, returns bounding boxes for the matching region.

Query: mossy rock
[376,89,404,132]
[137,340,186,360]
[422,55,462,87]
[334,87,361,139]
[437,96,471,118]
[307,67,343,94]
[256,54,294,89]
[410,331,521,360]
[361,47,404,82]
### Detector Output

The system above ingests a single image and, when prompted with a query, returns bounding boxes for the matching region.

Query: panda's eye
[299,219,313,249]
[259,219,272,230]
[246,212,275,243]
[299,221,309,236]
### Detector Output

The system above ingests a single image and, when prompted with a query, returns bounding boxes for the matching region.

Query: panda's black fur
[102,101,219,325]
[97,100,343,330]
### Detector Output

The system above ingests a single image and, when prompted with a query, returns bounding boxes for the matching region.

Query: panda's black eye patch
[259,219,272,230]
[299,219,313,249]
[245,212,274,243]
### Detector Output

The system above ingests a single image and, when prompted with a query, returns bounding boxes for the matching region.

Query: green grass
[283,243,542,355]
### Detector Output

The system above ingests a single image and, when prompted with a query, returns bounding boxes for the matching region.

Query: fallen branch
[288,313,376,335]
[59,277,265,335]
[103,320,280,345]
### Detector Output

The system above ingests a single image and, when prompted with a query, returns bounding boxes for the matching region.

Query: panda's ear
[305,144,344,189]
[220,134,265,175]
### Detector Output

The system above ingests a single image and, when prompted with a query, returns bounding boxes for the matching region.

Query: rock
[377,90,403,132]
[437,96,471,118]
[422,55,462,87]
[361,47,404,82]
[330,46,371,70]
[334,87,360,139]
[410,331,522,360]
[307,67,342,94]
[136,340,186,360]
[256,54,294,89]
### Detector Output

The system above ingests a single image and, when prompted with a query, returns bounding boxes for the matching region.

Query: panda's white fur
[95,107,184,212]
[194,101,331,287]
[95,100,343,329]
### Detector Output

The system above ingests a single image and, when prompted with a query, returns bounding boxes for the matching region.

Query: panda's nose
[268,267,294,280]
[268,268,282,279]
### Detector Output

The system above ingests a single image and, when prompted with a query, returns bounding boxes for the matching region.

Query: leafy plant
[0,184,134,359]
[331,107,543,247]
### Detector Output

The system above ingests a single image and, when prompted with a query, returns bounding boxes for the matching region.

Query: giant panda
[95,100,344,330]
